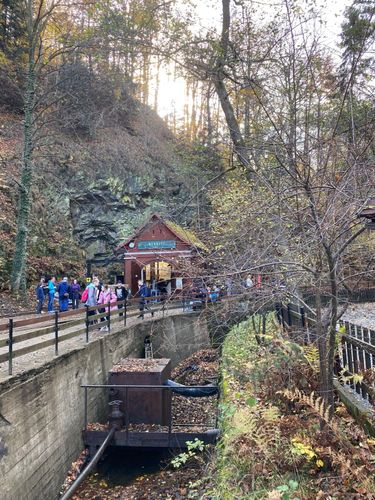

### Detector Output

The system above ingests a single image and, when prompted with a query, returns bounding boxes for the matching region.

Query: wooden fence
[276,301,375,405]
[301,287,375,308]
[338,321,375,405]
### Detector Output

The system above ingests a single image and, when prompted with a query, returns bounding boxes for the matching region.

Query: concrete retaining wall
[0,312,208,500]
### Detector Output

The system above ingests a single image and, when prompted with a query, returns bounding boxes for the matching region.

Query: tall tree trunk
[214,0,252,176]
[206,83,213,145]
[154,54,160,112]
[11,1,36,293]
[327,254,339,417]
[315,277,329,405]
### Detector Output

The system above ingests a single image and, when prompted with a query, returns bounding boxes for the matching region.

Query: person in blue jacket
[137,280,154,319]
[36,278,45,314]
[58,277,70,312]
[47,277,56,312]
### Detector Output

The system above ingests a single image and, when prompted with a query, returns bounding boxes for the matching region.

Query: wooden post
[262,313,266,335]
[287,303,292,328]
[124,299,127,326]
[275,302,282,325]
[54,310,59,355]
[8,319,13,376]
[300,306,306,328]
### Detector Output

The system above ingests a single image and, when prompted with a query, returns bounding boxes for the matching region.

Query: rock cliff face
[0,96,207,285]
[65,102,199,261]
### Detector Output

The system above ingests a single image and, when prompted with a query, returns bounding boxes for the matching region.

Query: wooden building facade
[115,214,207,295]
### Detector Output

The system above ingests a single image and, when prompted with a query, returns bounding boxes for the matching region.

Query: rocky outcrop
[65,103,197,262]
[0,91,209,284]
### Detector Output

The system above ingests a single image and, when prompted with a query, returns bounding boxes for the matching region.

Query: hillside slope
[0,97,209,288]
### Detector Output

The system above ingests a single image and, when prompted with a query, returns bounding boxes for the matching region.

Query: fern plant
[280,388,332,424]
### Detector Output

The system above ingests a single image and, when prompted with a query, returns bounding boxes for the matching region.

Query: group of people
[35,276,132,321]
[35,276,82,314]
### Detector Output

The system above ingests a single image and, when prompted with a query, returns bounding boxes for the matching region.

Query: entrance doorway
[143,261,172,295]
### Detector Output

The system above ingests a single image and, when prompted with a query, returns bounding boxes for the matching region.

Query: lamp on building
[358,197,375,230]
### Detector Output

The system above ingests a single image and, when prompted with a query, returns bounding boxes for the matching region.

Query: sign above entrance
[138,240,176,250]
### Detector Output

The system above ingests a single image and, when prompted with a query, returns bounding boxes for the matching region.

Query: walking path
[341,302,375,331]
[0,307,184,382]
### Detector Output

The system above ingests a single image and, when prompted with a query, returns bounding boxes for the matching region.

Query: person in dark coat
[115,281,128,317]
[58,277,70,312]
[36,278,45,314]
[70,279,81,309]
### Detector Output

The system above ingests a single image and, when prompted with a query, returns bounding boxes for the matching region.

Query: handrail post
[85,305,89,343]
[54,310,59,355]
[124,299,127,326]
[8,319,13,376]
[107,301,111,331]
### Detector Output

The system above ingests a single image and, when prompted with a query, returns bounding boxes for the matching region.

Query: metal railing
[81,383,219,439]
[0,296,196,376]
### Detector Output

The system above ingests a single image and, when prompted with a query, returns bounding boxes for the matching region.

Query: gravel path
[341,302,375,331]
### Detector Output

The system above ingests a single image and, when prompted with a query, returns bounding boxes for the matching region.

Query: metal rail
[59,427,116,500]
[82,384,219,431]
[0,292,260,375]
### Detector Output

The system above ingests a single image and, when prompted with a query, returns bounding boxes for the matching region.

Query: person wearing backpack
[82,281,97,324]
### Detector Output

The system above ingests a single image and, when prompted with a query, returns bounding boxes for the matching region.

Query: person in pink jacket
[98,284,117,331]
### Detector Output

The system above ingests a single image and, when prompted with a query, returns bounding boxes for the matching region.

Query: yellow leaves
[303,345,319,372]
[352,373,364,384]
[291,437,324,468]
[291,437,316,460]
[99,479,108,488]
[339,368,363,385]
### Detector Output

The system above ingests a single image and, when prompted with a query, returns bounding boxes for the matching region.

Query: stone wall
[0,312,208,500]
[151,313,210,366]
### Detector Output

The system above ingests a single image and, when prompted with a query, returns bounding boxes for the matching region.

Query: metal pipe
[81,384,215,389]
[163,379,219,397]
[60,427,116,500]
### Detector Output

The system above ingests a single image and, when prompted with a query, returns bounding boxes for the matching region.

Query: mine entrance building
[115,214,207,296]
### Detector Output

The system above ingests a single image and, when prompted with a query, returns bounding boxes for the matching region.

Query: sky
[155,0,353,118]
